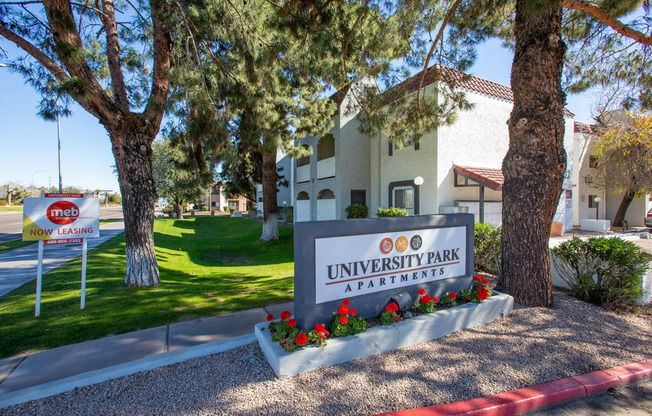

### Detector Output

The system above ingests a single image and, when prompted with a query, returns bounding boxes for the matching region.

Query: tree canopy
[592,111,652,226]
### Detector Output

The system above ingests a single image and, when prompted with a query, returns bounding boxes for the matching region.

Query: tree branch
[144,0,171,130]
[100,0,130,110]
[563,0,652,46]
[417,0,463,121]
[41,0,118,123]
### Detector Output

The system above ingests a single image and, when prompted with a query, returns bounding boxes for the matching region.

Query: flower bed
[255,290,514,378]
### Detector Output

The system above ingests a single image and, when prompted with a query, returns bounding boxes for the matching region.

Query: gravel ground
[2,292,651,416]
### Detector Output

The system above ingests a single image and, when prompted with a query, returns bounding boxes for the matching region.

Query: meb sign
[23,194,99,241]
[22,194,100,316]
[295,214,474,330]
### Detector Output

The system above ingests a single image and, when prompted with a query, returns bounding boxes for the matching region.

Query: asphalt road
[0,206,123,242]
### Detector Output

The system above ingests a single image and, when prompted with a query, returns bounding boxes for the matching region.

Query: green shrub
[474,223,502,275]
[228,207,236,213]
[377,207,408,217]
[286,213,293,223]
[162,205,174,215]
[551,236,650,309]
[345,204,368,219]
[0,200,7,206]
[223,206,229,212]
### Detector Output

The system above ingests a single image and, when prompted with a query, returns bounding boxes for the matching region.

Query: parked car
[645,208,652,227]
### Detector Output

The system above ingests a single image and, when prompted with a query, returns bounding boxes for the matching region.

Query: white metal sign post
[23,194,100,316]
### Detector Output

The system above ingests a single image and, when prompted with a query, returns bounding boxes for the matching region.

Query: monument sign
[294,214,474,330]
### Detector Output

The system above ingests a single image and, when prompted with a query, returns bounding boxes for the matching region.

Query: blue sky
[0,38,597,194]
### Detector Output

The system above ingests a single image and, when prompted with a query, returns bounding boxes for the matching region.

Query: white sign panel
[314,226,467,304]
[23,196,100,241]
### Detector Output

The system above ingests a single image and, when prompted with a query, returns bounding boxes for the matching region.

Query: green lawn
[0,216,294,358]
[0,206,22,212]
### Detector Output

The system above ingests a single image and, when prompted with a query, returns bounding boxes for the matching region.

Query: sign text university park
[314,226,466,304]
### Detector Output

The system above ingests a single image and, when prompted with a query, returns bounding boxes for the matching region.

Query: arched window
[317,134,335,161]
[318,189,335,200]
[258,197,263,202]
[297,191,310,200]
[296,144,311,167]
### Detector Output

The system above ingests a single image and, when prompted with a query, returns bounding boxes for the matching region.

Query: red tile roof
[384,64,575,118]
[574,121,595,134]
[454,165,504,190]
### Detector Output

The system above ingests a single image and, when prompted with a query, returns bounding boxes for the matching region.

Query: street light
[283,200,287,221]
[56,100,63,193]
[594,196,601,220]
[413,176,424,215]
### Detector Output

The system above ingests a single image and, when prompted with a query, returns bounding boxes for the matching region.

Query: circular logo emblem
[380,237,393,254]
[395,236,409,252]
[410,235,423,250]
[46,201,80,225]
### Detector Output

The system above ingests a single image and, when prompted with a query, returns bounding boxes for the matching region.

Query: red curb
[373,359,652,416]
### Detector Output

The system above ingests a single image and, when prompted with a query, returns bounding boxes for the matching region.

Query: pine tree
[0,0,175,286]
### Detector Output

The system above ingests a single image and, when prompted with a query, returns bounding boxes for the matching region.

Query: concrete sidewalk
[0,220,125,297]
[0,301,294,407]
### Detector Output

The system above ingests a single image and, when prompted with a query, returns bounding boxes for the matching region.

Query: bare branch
[563,0,652,46]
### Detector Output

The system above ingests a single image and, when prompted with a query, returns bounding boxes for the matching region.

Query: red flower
[465,296,471,301]
[315,324,326,332]
[474,276,482,281]
[287,319,297,327]
[339,316,348,324]
[483,280,489,285]
[418,288,426,295]
[448,292,457,300]
[296,333,308,346]
[342,299,351,306]
[478,291,488,301]
[266,314,273,322]
[385,302,398,312]
[432,297,439,303]
[420,294,431,305]
[350,308,357,316]
[338,304,349,315]
[280,311,291,320]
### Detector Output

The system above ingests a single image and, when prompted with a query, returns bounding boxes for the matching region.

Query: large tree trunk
[111,126,160,287]
[498,0,567,307]
[260,146,279,241]
[612,188,636,227]
[177,200,185,220]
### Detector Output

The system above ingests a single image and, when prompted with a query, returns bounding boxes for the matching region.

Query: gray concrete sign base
[256,291,514,378]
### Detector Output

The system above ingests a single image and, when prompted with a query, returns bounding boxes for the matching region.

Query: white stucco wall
[296,200,310,222]
[317,199,336,220]
[369,84,438,217]
[435,88,511,220]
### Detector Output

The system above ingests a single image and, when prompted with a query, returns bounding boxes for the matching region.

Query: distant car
[646,208,652,227]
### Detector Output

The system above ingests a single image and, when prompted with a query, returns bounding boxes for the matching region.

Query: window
[228,201,238,210]
[394,188,414,209]
[318,189,335,200]
[258,197,263,202]
[317,134,335,160]
[297,191,310,200]
[296,144,311,167]
[351,190,366,206]
[589,155,599,168]
[588,195,598,208]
